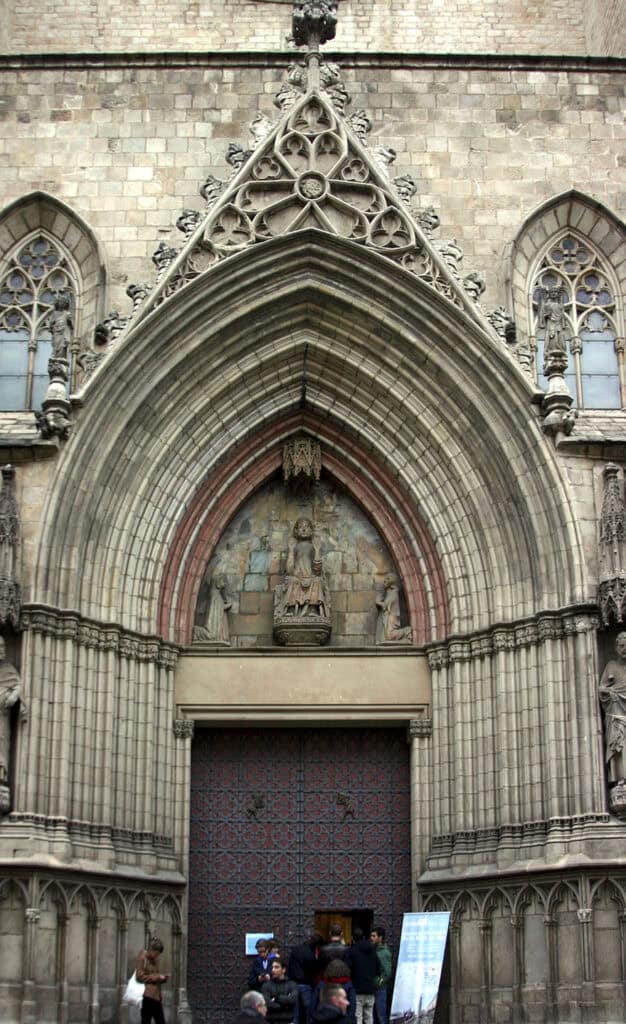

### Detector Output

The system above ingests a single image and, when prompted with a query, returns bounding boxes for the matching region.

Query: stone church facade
[0,2,625,1022]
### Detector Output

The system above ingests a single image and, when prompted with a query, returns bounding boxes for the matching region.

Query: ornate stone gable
[121,87,490,340]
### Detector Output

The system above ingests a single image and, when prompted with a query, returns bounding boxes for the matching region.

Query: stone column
[407,715,432,903]
[544,914,558,1024]
[428,648,451,850]
[577,907,596,1023]
[510,913,525,1024]
[479,917,492,1024]
[21,906,40,1024]
[55,910,69,1024]
[88,914,101,1024]
[173,718,194,1024]
[117,917,129,1024]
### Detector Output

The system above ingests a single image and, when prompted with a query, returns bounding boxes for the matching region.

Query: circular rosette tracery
[370,207,416,253]
[204,205,254,252]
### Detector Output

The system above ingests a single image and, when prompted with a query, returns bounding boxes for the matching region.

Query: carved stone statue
[0,637,26,812]
[599,633,626,788]
[376,574,412,644]
[193,574,232,645]
[273,518,331,646]
[538,286,570,364]
[416,205,440,237]
[47,294,73,360]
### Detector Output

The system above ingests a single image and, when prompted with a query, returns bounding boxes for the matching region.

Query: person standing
[318,924,350,975]
[136,937,168,1024]
[369,927,392,1024]
[288,931,324,1023]
[262,957,298,1024]
[347,929,377,1024]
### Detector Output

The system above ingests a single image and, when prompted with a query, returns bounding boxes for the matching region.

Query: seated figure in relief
[276,517,330,618]
[599,632,626,784]
[192,573,232,644]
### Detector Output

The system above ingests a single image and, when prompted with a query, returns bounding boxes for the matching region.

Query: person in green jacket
[370,927,392,1024]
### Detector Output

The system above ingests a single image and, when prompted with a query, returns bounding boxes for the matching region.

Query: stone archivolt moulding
[425,607,600,668]
[20,605,179,668]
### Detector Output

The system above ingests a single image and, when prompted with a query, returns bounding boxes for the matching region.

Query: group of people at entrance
[238,925,392,1024]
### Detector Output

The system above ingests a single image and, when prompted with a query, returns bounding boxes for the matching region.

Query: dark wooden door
[188,727,411,1024]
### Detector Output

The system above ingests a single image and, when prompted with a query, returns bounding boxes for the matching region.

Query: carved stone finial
[282,437,322,496]
[347,109,372,143]
[152,242,178,279]
[225,143,249,173]
[199,175,225,207]
[598,463,626,625]
[463,271,486,303]
[176,209,203,239]
[416,206,440,237]
[394,174,418,205]
[292,1,338,49]
[434,238,464,279]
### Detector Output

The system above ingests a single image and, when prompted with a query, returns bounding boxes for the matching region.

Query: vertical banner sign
[390,912,450,1023]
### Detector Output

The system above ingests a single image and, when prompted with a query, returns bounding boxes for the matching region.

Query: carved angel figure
[537,285,570,361]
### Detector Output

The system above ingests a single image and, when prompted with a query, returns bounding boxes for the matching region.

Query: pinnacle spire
[292,2,338,90]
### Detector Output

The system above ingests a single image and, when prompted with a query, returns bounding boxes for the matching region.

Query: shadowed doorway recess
[188,727,411,1024]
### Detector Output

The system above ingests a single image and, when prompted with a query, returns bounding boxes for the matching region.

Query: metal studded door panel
[189,728,411,1024]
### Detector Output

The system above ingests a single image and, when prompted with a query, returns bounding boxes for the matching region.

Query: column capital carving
[407,717,432,740]
[577,908,592,924]
[173,718,194,740]
[24,907,40,923]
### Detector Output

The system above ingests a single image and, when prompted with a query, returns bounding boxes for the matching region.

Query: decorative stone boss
[273,517,331,646]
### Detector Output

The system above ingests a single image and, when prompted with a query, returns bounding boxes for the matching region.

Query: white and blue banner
[390,912,450,1024]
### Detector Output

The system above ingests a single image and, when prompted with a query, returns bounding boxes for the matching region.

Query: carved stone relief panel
[192,476,403,648]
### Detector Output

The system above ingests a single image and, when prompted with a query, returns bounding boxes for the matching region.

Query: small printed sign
[245,932,274,956]
[390,912,450,1024]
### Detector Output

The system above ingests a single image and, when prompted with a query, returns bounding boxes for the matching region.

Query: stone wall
[3,0,590,57]
[0,57,622,320]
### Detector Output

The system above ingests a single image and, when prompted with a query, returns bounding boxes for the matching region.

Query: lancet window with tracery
[0,234,76,411]
[532,232,621,409]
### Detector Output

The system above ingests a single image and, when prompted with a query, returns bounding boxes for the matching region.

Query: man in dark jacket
[288,932,324,1024]
[311,985,349,1024]
[347,929,377,1024]
[262,958,298,1024]
[319,925,350,975]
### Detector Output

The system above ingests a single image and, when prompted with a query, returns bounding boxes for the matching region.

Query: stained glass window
[0,234,75,411]
[532,233,620,410]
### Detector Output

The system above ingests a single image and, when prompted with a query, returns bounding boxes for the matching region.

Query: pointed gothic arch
[33,228,585,643]
[0,192,106,395]
[508,189,626,354]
